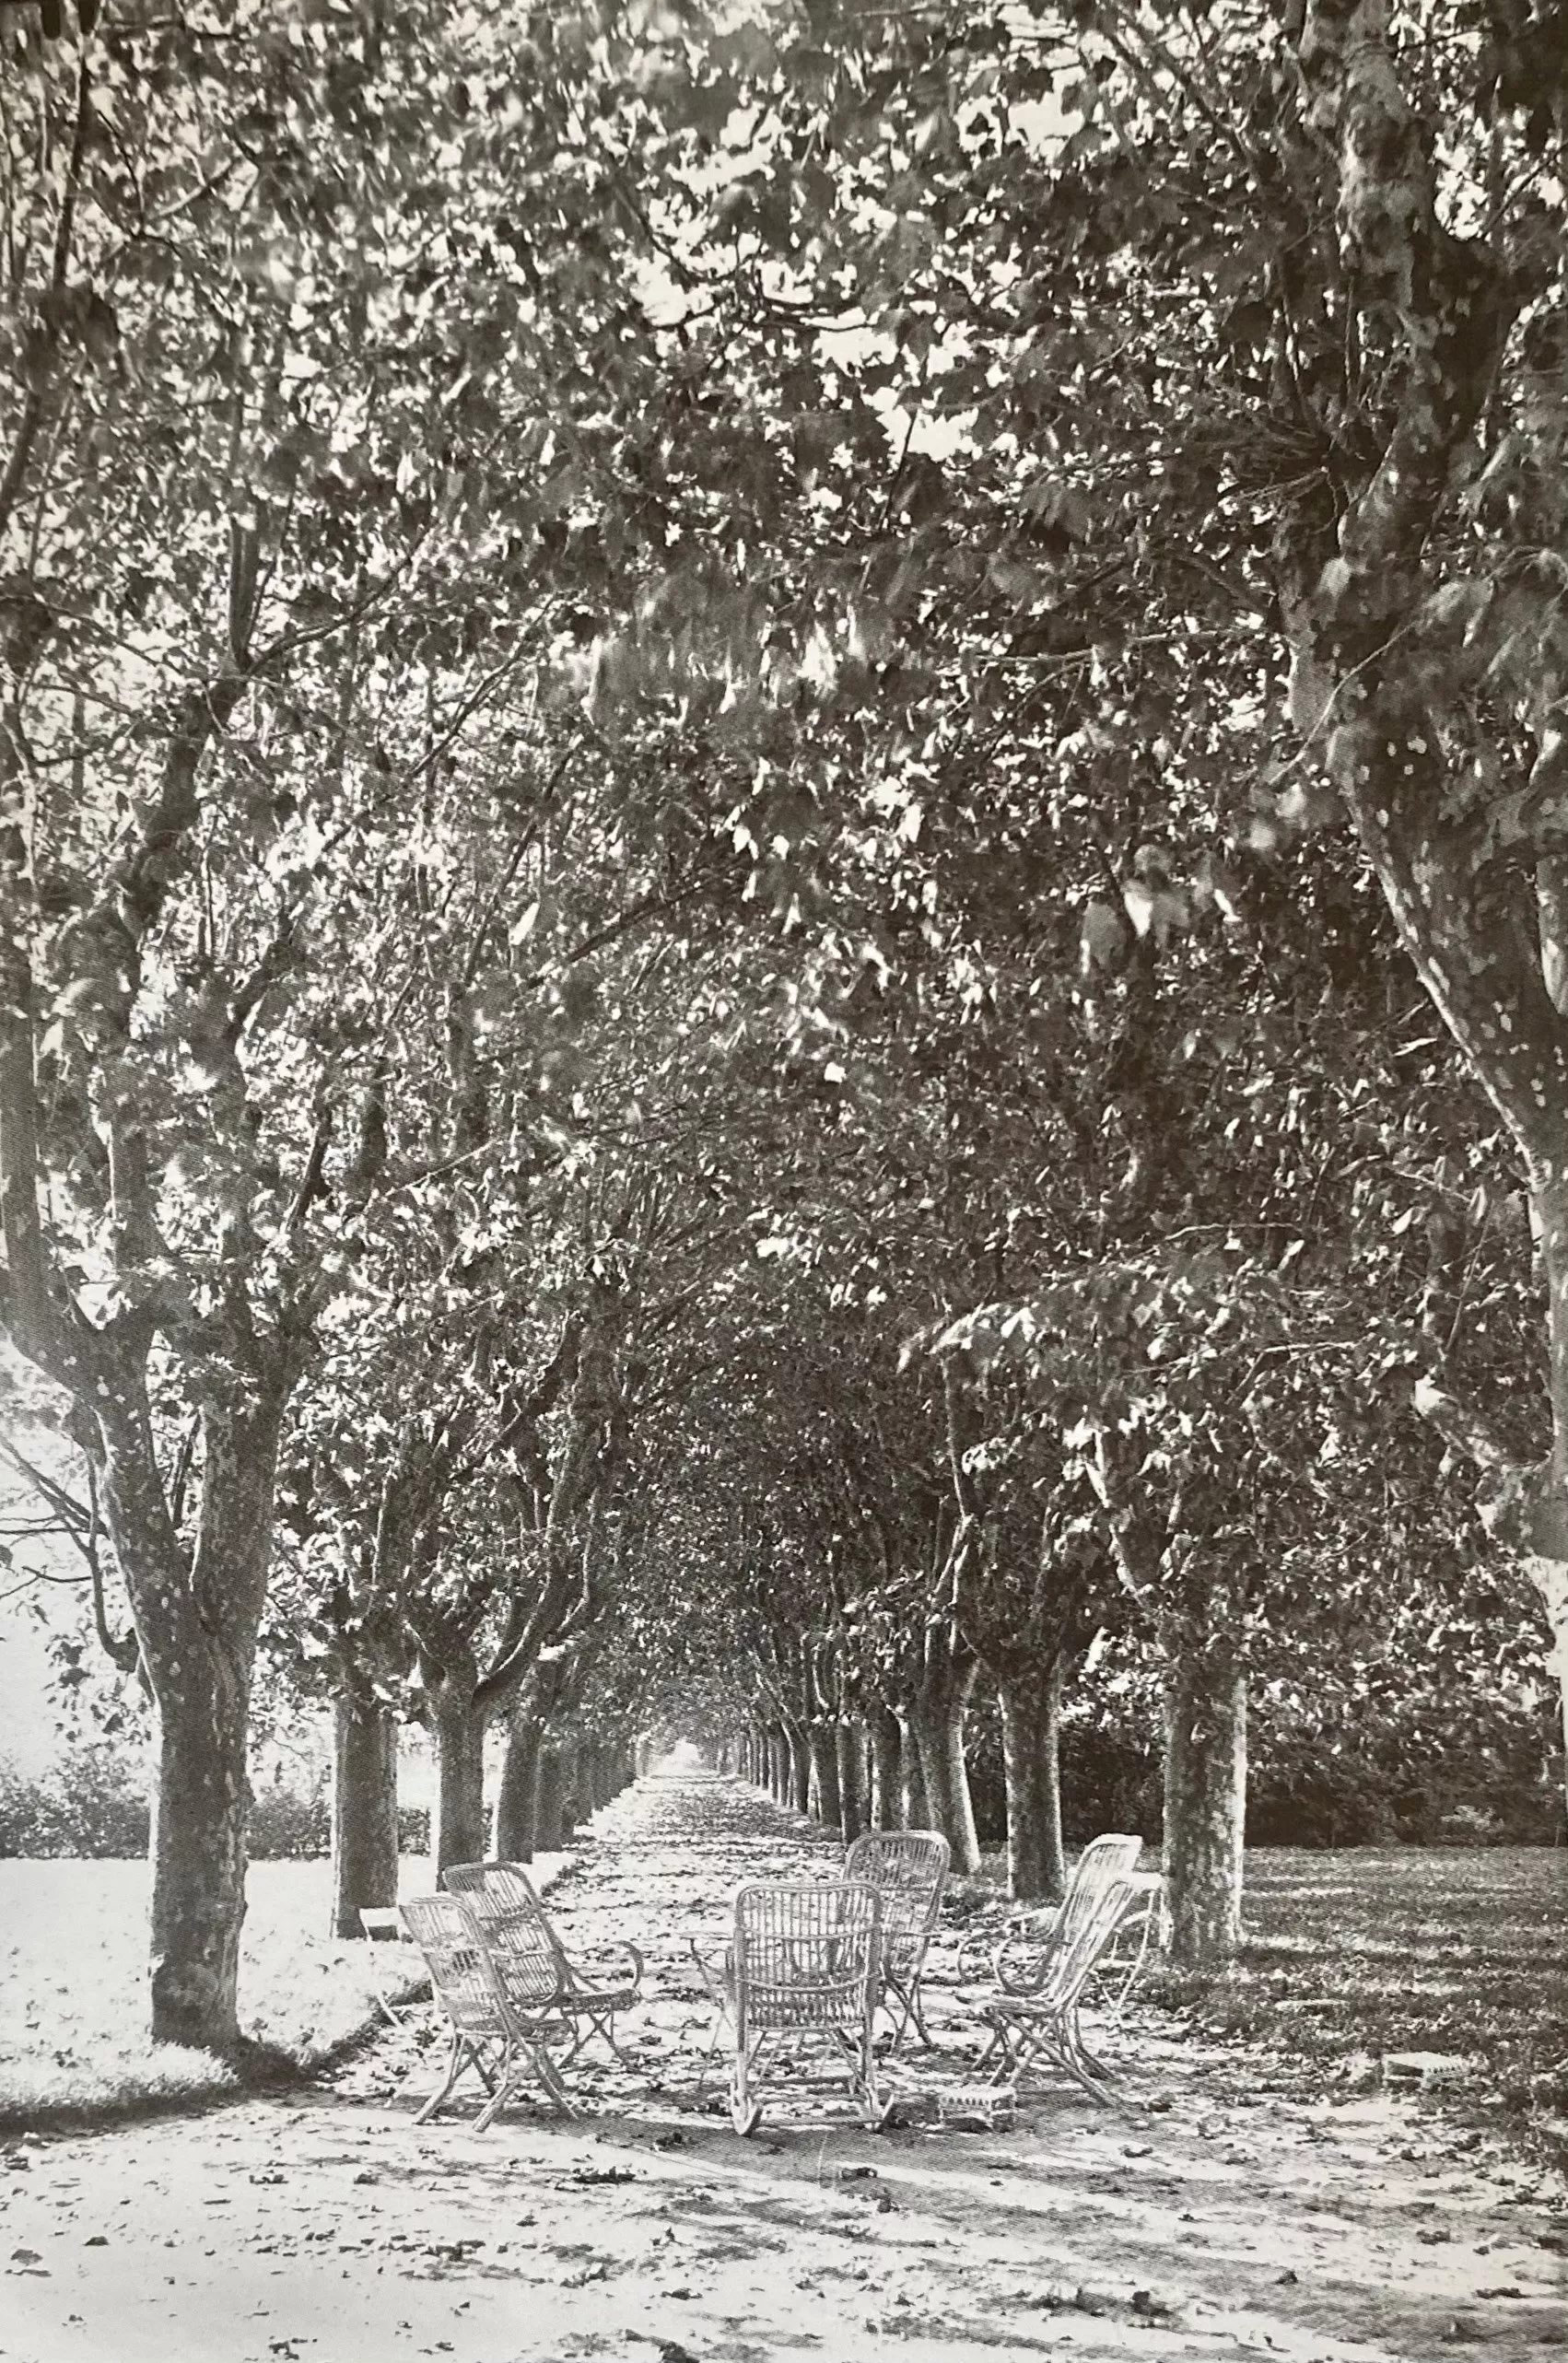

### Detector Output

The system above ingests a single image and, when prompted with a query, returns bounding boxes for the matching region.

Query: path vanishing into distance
[2,1767,1565,2363]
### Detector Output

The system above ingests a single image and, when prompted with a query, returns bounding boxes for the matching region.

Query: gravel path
[2,1764,1565,2363]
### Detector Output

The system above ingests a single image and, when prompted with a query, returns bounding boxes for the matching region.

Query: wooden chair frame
[842,1828,951,2052]
[357,1905,416,2027]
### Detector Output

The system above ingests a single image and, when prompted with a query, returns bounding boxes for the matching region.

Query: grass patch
[953,1842,1567,2168]
[0,1850,565,2133]
[1150,1845,1568,2170]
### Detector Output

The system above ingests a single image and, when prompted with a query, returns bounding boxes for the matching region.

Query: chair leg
[852,2033,889,2129]
[903,1975,938,2053]
[582,2006,647,2077]
[1013,2019,1122,2110]
[694,2006,727,2099]
[1106,1907,1155,2022]
[731,2033,762,2136]
[474,2035,521,2134]
[982,2020,1023,2089]
[415,2029,474,2125]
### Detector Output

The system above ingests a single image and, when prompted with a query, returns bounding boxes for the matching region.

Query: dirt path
[3,1767,1564,2363]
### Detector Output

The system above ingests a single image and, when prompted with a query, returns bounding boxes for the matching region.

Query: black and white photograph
[1,3,1565,2357]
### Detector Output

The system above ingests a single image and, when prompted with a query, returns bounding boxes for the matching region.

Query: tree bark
[146,1650,252,2050]
[895,1709,928,1829]
[785,1721,811,1813]
[1161,1646,1247,1970]
[836,1715,868,1842]
[866,1702,902,1829]
[806,1721,841,1827]
[998,1658,1068,1902]
[909,1649,981,1872]
[535,1738,575,1851]
[496,1711,544,1861]
[104,1381,287,2053]
[428,1686,487,1872]
[330,1694,399,1937]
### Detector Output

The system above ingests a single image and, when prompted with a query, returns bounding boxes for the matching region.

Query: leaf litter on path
[2,1764,1565,2362]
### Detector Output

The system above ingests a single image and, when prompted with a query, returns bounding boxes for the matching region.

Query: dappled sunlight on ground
[2,1770,1564,2361]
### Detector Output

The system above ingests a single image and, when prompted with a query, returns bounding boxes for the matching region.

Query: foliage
[0,1742,146,1858]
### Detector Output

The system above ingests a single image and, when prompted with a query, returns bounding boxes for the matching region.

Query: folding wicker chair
[973,1873,1140,2108]
[842,1829,950,2052]
[443,1860,645,2077]
[957,1831,1143,1993]
[693,1879,890,2136]
[397,1892,570,2128]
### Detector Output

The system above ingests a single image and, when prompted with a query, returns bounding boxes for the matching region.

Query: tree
[0,0,701,2042]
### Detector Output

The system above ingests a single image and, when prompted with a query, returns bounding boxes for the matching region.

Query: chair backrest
[1059,1834,1141,1941]
[1036,1874,1141,2011]
[842,1831,950,1959]
[731,1879,883,2032]
[442,1862,566,2006]
[399,1893,509,2036]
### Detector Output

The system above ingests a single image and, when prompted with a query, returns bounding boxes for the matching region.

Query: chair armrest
[603,1940,644,1989]
[954,1930,995,1983]
[688,1937,730,2006]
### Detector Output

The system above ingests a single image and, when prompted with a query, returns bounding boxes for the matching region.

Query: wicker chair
[442,1860,645,2077]
[694,1879,889,2136]
[841,1829,951,2051]
[1092,1866,1163,2021]
[398,1892,570,2128]
[972,1873,1140,2107]
[957,1831,1143,1994]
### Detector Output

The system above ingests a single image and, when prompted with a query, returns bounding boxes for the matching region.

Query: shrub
[247,1773,330,1860]
[0,1745,149,1857]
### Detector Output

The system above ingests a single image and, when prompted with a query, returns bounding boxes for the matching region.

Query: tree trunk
[806,1722,841,1827]
[836,1715,868,1842]
[146,1649,253,2050]
[997,1659,1067,1902]
[1161,1646,1247,1969]
[787,1723,811,1814]
[429,1688,487,1873]
[496,1712,544,1861]
[866,1702,901,1829]
[768,1725,790,1803]
[330,1694,399,1937]
[910,1649,981,1872]
[535,1739,575,1851]
[102,1382,287,2053]
[895,1711,927,1829]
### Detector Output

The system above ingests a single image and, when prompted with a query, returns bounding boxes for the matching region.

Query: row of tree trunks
[743,1682,991,1871]
[738,1627,1244,1959]
[329,1694,639,1927]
